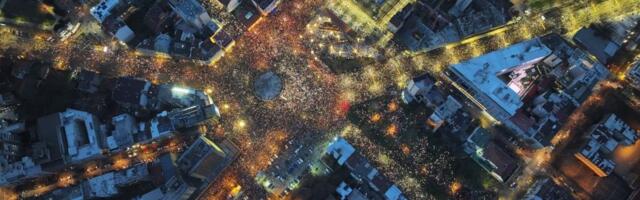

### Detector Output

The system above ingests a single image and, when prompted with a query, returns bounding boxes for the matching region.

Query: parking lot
[255,133,333,197]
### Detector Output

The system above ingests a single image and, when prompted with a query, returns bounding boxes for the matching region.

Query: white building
[446,36,611,147]
[90,0,122,23]
[326,137,355,166]
[449,39,552,122]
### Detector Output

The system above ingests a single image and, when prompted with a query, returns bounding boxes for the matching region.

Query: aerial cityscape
[0,0,639,199]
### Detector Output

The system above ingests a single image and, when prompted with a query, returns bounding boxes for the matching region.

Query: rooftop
[90,0,122,23]
[523,178,574,200]
[83,172,118,198]
[451,38,552,116]
[0,157,42,186]
[465,127,518,182]
[59,109,104,163]
[112,77,152,108]
[327,137,406,199]
[576,114,639,177]
[573,27,621,64]
[36,109,105,164]
[108,114,136,150]
[177,136,228,181]
[327,137,356,166]
[628,61,640,88]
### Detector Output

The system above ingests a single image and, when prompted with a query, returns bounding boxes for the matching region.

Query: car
[296,158,304,164]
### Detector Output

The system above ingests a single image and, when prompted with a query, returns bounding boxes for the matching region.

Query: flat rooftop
[451,38,552,115]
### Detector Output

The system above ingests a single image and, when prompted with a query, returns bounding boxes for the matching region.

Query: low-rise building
[464,127,519,183]
[522,177,574,200]
[0,121,24,162]
[0,157,45,186]
[36,109,107,166]
[169,0,219,32]
[148,104,220,139]
[75,69,103,94]
[327,137,356,166]
[112,77,152,111]
[395,0,512,51]
[627,60,640,90]
[177,136,238,182]
[217,0,242,13]
[251,0,280,15]
[573,27,620,65]
[326,137,407,200]
[137,136,239,200]
[91,0,239,64]
[82,172,119,198]
[447,36,609,148]
[401,73,444,107]
[573,16,640,64]
[89,0,124,23]
[153,85,215,109]
[574,114,639,177]
[428,95,463,132]
[107,114,137,150]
